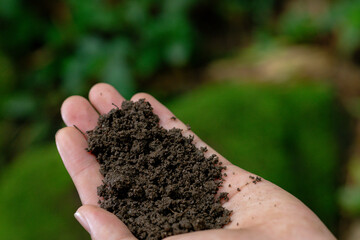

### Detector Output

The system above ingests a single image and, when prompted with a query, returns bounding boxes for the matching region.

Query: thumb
[74,205,137,240]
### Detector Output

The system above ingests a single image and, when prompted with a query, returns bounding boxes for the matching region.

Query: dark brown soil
[86,99,231,240]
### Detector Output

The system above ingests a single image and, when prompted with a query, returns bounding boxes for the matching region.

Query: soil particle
[170,116,177,120]
[200,146,208,152]
[249,175,262,184]
[86,99,231,240]
[252,176,262,184]
[186,124,191,130]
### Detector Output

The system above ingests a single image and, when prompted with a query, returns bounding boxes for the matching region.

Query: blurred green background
[1,0,360,239]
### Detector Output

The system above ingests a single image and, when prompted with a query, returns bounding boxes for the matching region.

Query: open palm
[56,83,335,240]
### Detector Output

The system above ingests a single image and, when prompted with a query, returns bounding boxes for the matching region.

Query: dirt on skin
[85,99,231,240]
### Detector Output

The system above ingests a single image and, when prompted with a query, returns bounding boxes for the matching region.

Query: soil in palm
[86,99,231,240]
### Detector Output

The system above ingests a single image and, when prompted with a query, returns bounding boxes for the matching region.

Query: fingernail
[74,211,91,235]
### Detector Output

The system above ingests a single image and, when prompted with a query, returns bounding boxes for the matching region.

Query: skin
[55,83,336,240]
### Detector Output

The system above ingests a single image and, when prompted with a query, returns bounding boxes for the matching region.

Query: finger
[56,127,102,205]
[89,83,126,114]
[61,96,99,133]
[164,228,268,240]
[75,205,137,240]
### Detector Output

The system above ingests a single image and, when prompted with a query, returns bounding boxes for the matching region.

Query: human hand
[56,83,336,240]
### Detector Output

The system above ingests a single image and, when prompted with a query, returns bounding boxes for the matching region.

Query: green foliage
[217,0,276,25]
[168,82,343,230]
[326,0,360,55]
[0,0,199,97]
[279,11,320,43]
[0,144,87,240]
[339,159,360,216]
[277,0,360,55]
[0,0,281,103]
[339,186,360,216]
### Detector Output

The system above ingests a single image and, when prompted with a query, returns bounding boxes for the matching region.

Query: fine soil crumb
[186,124,191,130]
[253,176,262,184]
[237,188,241,192]
[170,116,177,120]
[249,175,262,184]
[86,99,231,240]
[200,146,208,152]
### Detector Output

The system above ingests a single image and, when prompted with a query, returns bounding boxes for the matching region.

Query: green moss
[0,144,87,240]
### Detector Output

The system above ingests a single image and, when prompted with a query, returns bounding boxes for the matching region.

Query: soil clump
[86,99,231,240]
